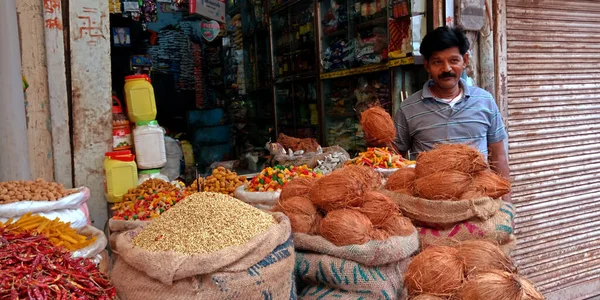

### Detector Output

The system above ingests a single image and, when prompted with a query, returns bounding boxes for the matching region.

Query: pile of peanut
[0,179,76,203]
[188,167,247,196]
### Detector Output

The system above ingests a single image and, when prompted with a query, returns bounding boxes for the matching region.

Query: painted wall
[69,0,112,229]
[43,0,73,188]
[16,0,55,181]
[0,0,31,181]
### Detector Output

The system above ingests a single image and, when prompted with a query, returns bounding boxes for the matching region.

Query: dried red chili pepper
[0,228,116,299]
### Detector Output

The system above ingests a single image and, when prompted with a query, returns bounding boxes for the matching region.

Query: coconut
[414,171,471,200]
[458,270,544,300]
[385,168,416,191]
[309,172,365,211]
[277,196,320,234]
[357,191,398,226]
[405,246,466,296]
[465,170,511,199]
[319,210,373,246]
[415,144,487,178]
[343,165,383,191]
[381,214,414,237]
[457,240,515,276]
[280,177,317,201]
[360,106,397,145]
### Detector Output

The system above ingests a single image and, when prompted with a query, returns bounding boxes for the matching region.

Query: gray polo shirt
[394,79,507,160]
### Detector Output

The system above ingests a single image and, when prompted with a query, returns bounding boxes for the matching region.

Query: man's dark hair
[420,26,470,60]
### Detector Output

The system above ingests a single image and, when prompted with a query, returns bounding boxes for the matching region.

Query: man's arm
[489,139,511,202]
[393,109,411,158]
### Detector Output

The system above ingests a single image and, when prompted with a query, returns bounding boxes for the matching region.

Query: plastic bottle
[124,74,157,122]
[133,120,167,169]
[138,169,169,184]
[112,96,133,151]
[104,150,138,203]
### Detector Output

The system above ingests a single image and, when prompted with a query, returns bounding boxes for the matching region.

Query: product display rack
[317,0,430,154]
[270,0,322,142]
[318,0,390,154]
[243,0,276,147]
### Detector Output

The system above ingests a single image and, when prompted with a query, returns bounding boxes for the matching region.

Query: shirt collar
[421,78,471,100]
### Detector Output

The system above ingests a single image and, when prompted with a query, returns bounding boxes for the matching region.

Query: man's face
[424,46,469,90]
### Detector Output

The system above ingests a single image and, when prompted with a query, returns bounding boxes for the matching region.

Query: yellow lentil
[132,192,276,254]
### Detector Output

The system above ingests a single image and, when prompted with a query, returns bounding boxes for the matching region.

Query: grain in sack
[294,229,419,300]
[111,193,296,300]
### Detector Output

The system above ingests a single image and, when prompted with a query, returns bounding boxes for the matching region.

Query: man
[393,26,510,200]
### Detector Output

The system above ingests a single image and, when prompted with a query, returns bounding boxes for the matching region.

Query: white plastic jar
[134,120,167,169]
[138,169,170,185]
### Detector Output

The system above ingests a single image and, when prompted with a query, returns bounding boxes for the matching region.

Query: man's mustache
[439,72,456,79]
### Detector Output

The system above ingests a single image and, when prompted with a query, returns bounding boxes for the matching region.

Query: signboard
[190,0,226,23]
[200,20,220,42]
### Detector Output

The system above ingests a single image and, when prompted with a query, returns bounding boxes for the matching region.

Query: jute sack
[294,229,419,300]
[417,201,515,249]
[112,213,297,300]
[107,218,151,251]
[381,190,501,228]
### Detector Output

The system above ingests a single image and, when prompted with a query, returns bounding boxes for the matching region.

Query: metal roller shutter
[506,0,600,298]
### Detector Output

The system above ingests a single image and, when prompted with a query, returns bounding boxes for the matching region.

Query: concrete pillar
[0,0,31,181]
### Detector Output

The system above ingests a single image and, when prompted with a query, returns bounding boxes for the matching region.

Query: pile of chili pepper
[0,229,116,299]
[246,165,322,192]
[346,147,416,169]
[111,189,192,221]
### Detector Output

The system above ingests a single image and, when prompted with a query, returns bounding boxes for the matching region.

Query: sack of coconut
[294,229,419,300]
[404,241,543,300]
[381,144,515,251]
[111,193,296,300]
[274,166,419,299]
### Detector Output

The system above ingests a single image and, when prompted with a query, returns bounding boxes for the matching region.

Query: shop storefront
[4,0,600,298]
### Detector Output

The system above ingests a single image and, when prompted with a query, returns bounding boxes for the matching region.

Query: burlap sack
[111,213,296,300]
[107,218,151,250]
[382,190,501,227]
[294,229,419,300]
[417,201,515,249]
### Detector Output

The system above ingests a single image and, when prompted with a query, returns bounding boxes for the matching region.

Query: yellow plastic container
[104,150,138,203]
[124,75,157,122]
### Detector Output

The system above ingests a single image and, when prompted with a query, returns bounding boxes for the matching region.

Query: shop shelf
[321,63,389,79]
[270,0,304,16]
[357,16,388,30]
